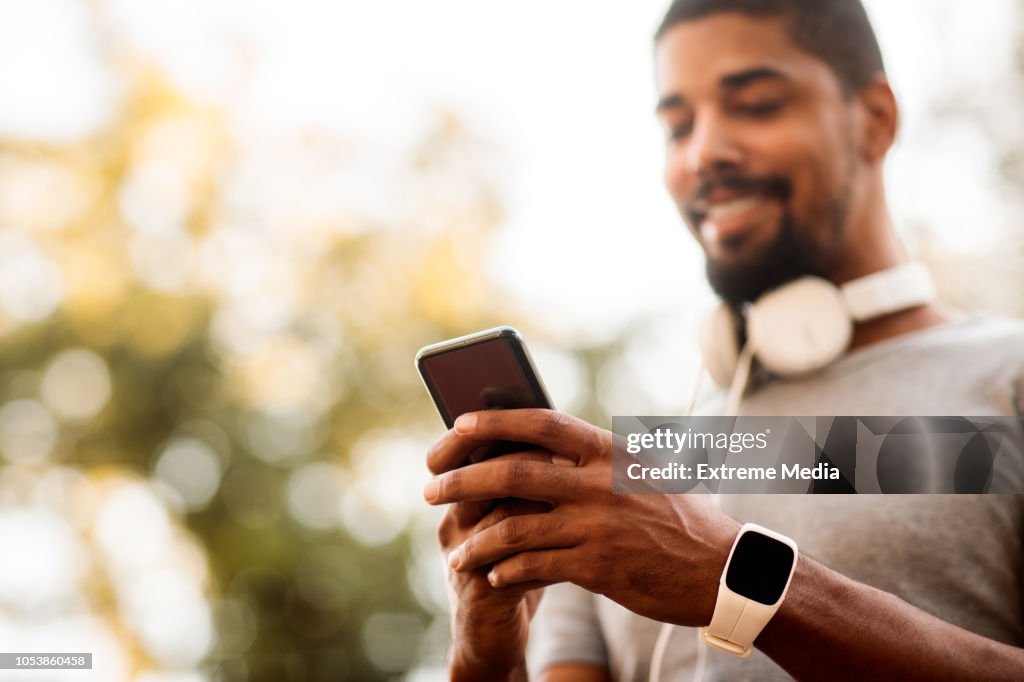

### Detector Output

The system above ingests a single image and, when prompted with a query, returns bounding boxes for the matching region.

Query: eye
[738,100,785,117]
[666,118,694,141]
[669,123,693,141]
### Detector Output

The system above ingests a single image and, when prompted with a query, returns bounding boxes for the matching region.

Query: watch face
[725,531,796,605]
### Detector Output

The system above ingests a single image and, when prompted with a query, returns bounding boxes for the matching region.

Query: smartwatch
[701,523,799,657]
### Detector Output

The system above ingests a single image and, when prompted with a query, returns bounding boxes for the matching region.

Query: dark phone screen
[419,337,548,426]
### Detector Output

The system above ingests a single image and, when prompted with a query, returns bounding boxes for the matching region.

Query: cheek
[790,145,850,223]
[662,151,681,196]
[751,121,845,217]
[663,147,695,207]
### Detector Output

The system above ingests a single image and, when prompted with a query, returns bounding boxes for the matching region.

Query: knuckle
[498,517,522,547]
[539,411,568,439]
[537,514,563,537]
[592,428,613,459]
[441,470,463,499]
[489,504,511,525]
[460,536,476,563]
[547,553,561,578]
[519,550,540,572]
[437,510,457,548]
[503,460,530,486]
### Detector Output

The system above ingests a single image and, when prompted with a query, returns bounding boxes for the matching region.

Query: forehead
[654,13,839,98]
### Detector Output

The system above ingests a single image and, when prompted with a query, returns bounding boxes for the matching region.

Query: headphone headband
[841,262,936,322]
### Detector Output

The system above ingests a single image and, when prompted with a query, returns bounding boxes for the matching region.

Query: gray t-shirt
[528,314,1024,681]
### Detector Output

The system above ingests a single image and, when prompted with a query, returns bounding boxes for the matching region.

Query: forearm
[450,657,528,682]
[756,556,1024,681]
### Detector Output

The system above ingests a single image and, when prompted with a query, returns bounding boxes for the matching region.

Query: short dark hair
[655,0,886,95]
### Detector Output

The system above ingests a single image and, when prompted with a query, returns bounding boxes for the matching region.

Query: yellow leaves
[120,292,205,358]
[413,231,488,327]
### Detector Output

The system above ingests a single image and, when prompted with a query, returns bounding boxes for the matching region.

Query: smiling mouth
[697,194,766,244]
[705,195,761,222]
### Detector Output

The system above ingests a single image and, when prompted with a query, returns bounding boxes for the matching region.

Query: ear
[855,75,899,163]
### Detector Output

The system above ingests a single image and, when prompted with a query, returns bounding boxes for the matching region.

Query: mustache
[686,174,792,214]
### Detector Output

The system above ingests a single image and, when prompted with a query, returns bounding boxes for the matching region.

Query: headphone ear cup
[698,303,742,389]
[747,276,852,377]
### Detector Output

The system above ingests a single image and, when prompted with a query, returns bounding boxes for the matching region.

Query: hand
[425,409,741,628]
[427,429,570,681]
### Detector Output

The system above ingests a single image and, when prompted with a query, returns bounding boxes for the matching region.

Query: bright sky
[0,0,1018,340]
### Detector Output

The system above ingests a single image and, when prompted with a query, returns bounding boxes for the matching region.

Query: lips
[686,174,791,248]
[705,195,761,222]
[698,193,768,245]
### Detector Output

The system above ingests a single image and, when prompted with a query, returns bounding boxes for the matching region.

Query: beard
[696,174,852,310]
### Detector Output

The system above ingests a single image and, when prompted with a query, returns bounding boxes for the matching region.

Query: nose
[684,113,744,177]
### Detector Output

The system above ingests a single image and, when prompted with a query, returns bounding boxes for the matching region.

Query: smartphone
[416,326,554,462]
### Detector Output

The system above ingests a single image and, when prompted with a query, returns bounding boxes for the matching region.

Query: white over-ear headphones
[698,261,937,389]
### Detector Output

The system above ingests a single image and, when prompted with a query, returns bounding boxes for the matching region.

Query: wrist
[450,653,528,682]
[696,517,743,625]
[449,599,530,680]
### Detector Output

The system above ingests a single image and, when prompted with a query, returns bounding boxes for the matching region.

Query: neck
[848,302,961,351]
[833,178,961,350]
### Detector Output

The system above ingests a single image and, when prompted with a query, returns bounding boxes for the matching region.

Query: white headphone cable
[723,343,754,418]
[685,360,705,417]
[649,347,748,682]
[648,620,674,682]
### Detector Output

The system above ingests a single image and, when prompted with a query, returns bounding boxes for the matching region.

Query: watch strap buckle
[700,627,754,657]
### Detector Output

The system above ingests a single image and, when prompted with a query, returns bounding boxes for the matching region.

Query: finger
[447,500,493,529]
[453,409,609,465]
[427,427,577,475]
[488,549,574,588]
[451,494,550,530]
[473,498,553,533]
[490,579,554,595]
[423,459,578,506]
[432,449,564,529]
[450,512,579,572]
[426,428,488,475]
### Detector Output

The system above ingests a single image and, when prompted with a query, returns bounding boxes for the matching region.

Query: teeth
[700,221,719,242]
[705,195,761,222]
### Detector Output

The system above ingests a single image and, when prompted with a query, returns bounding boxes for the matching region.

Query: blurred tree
[0,62,571,680]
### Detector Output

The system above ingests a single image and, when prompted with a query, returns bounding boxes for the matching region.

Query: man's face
[655,13,860,306]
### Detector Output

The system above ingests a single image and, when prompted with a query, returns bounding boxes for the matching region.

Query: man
[424,0,1024,679]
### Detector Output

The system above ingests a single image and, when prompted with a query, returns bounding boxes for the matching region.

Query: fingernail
[454,413,477,434]
[448,547,463,570]
[552,455,576,467]
[487,569,500,587]
[423,478,440,503]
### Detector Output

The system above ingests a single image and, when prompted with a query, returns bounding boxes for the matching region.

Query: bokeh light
[41,349,112,422]
[0,400,59,463]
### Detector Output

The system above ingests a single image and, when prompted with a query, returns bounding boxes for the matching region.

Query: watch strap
[701,523,798,657]
[701,598,779,656]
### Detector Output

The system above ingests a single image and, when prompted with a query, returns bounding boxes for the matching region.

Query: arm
[429,410,1024,681]
[757,554,1024,681]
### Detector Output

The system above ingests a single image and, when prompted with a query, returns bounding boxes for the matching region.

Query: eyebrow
[720,66,791,90]
[656,66,792,113]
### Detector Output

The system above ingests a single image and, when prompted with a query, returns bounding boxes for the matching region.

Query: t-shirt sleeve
[527,582,609,675]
